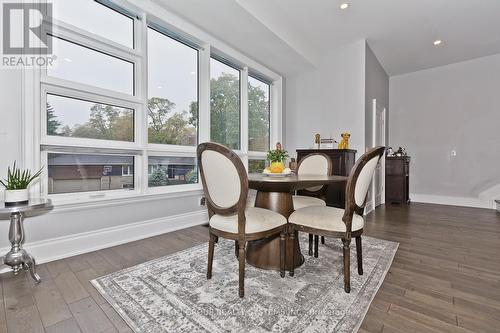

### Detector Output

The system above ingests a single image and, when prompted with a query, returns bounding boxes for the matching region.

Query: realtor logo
[1,2,55,68]
[2,2,52,55]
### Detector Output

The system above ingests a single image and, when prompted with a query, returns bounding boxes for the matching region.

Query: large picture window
[48,36,134,95]
[31,0,281,203]
[46,94,134,142]
[50,0,134,48]
[47,153,135,194]
[148,28,198,146]
[248,76,270,152]
[210,58,241,150]
[148,156,197,187]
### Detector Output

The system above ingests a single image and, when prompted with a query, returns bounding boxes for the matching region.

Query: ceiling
[152,0,500,76]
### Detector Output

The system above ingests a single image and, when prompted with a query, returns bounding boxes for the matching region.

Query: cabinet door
[386,176,405,203]
[330,154,343,176]
[386,160,404,176]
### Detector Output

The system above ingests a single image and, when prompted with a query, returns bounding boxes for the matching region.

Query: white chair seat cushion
[292,195,326,210]
[289,206,364,232]
[210,207,286,234]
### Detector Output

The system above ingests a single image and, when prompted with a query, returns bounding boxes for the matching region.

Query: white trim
[45,188,203,213]
[0,210,208,274]
[371,99,386,212]
[271,78,283,145]
[364,201,373,215]
[240,67,249,153]
[410,193,495,209]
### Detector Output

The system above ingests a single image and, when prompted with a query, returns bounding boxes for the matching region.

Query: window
[122,165,133,176]
[29,0,281,203]
[248,76,270,152]
[248,159,267,174]
[50,0,134,48]
[46,94,134,142]
[147,28,198,146]
[48,36,134,95]
[148,156,197,187]
[210,58,240,150]
[47,153,134,194]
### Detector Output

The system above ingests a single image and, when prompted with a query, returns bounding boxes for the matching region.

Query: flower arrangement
[266,142,289,173]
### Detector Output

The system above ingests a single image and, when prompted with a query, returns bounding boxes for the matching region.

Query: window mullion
[198,45,211,144]
[271,78,283,146]
[138,12,149,194]
[241,67,249,158]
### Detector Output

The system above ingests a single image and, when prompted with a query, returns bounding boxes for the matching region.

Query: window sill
[45,186,204,214]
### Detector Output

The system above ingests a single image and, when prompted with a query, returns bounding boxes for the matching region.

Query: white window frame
[122,165,133,176]
[247,73,274,162]
[22,0,282,206]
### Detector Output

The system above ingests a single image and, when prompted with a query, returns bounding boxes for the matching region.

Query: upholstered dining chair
[197,142,287,298]
[288,146,385,293]
[292,153,332,258]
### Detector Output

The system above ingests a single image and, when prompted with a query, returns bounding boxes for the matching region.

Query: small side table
[0,198,53,283]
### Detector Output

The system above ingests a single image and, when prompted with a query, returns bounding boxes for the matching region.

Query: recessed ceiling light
[340,3,349,10]
[433,40,443,46]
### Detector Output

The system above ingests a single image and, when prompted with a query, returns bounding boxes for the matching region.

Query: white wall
[365,43,389,149]
[390,53,500,208]
[284,40,366,157]
[0,69,23,182]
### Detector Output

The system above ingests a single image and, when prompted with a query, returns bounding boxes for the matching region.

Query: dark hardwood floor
[1,203,499,333]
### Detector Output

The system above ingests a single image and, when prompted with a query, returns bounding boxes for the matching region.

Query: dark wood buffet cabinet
[296,149,356,208]
[385,156,411,204]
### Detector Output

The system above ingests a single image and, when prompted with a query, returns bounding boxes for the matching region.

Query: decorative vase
[4,189,29,206]
[269,161,285,173]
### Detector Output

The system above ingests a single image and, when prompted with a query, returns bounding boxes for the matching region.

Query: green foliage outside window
[46,72,270,154]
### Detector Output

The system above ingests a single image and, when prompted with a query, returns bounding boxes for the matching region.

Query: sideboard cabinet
[385,156,411,204]
[296,149,356,208]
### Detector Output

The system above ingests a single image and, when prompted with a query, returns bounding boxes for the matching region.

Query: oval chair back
[197,142,248,228]
[343,146,385,231]
[296,153,332,195]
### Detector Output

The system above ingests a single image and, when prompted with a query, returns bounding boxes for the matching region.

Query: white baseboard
[410,193,495,209]
[0,210,209,274]
[364,201,374,215]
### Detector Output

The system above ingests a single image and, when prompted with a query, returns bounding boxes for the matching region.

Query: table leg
[246,191,304,271]
[23,252,41,283]
[4,212,41,283]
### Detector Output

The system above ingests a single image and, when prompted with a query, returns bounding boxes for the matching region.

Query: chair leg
[289,229,295,277]
[235,240,239,258]
[342,238,351,293]
[356,236,363,275]
[308,234,313,256]
[314,235,319,258]
[207,232,215,279]
[280,231,286,278]
[238,241,245,298]
[321,236,325,244]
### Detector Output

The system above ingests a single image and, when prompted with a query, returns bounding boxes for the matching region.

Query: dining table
[246,173,348,271]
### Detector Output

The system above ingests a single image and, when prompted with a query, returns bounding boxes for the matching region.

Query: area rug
[91,235,398,332]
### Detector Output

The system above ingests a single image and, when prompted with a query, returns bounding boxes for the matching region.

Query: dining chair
[197,142,287,298]
[288,146,385,293]
[293,153,332,258]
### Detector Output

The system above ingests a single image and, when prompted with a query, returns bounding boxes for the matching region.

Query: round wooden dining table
[246,173,348,271]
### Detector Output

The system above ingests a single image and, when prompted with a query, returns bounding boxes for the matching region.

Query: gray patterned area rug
[92,235,398,333]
